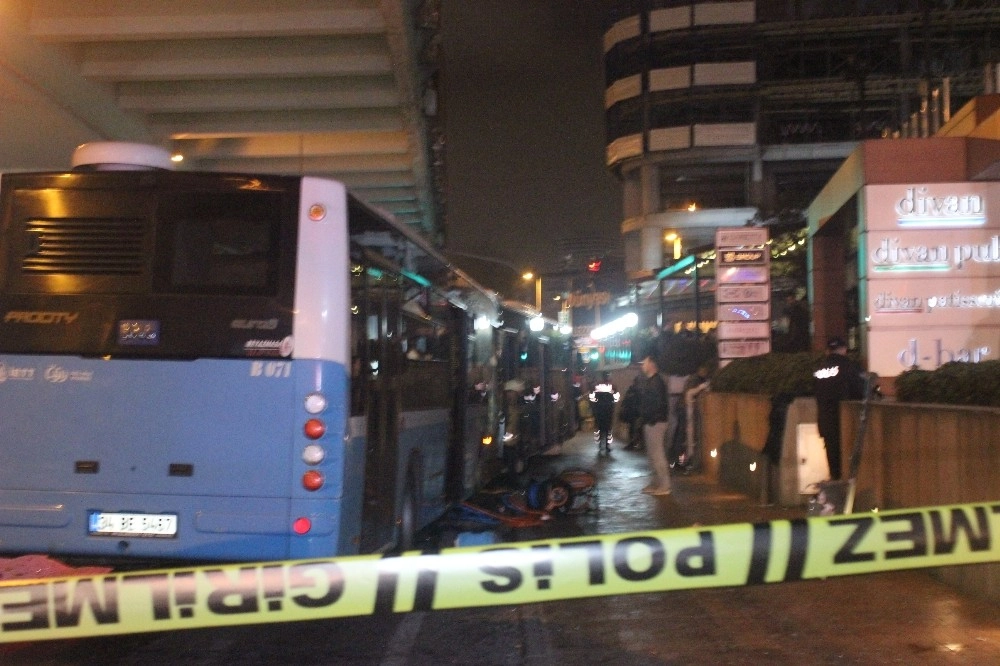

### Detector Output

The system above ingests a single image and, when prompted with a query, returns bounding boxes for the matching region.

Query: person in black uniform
[589,371,619,455]
[813,336,866,480]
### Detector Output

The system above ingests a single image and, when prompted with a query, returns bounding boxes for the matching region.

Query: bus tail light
[293,517,312,534]
[304,418,326,439]
[302,470,324,491]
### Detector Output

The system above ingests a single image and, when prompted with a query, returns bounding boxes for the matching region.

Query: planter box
[699,392,817,506]
[845,400,1000,606]
[701,392,1000,606]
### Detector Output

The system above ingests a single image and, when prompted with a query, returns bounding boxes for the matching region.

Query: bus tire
[398,458,421,552]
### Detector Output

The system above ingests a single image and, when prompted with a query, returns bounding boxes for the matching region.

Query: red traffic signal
[587,258,602,273]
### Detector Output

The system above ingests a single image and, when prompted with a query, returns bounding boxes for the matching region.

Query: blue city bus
[0,143,500,562]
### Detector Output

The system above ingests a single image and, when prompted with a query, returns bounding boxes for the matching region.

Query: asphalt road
[4,429,1000,664]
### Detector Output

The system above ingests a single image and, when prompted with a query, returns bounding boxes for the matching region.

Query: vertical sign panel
[715,228,770,359]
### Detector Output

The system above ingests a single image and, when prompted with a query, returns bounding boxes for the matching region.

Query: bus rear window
[158,192,283,294]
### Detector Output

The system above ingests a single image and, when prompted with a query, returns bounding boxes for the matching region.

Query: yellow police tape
[2,501,999,642]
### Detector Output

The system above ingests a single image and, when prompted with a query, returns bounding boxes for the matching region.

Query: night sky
[440,1,623,296]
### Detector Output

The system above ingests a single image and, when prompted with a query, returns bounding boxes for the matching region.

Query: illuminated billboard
[862,182,1000,376]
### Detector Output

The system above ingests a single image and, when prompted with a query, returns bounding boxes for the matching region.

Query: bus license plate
[88,511,178,538]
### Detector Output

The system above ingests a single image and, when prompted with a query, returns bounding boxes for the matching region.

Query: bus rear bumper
[0,491,344,562]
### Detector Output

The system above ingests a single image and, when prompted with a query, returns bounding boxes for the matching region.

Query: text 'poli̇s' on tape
[1,502,999,643]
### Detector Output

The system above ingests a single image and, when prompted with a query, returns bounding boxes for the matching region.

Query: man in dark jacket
[813,336,866,480]
[638,354,671,495]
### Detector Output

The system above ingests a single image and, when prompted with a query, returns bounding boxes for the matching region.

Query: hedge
[710,354,1000,407]
[895,361,1000,407]
[710,351,820,397]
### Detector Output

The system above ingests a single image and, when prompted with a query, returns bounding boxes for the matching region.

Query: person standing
[638,354,671,495]
[589,371,619,455]
[813,337,866,480]
[618,374,643,449]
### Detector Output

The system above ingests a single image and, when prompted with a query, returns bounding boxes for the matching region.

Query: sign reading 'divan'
[864,183,991,232]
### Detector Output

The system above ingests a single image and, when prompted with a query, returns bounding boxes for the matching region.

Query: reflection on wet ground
[462,427,806,546]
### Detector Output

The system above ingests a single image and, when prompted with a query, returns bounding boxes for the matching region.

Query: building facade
[602,1,1000,284]
[808,96,1000,377]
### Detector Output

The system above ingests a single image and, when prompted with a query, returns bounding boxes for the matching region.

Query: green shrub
[710,351,820,396]
[895,361,1000,407]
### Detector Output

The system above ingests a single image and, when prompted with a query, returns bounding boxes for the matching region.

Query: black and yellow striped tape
[2,502,998,642]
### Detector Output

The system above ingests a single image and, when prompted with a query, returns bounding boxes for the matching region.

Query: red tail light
[302,470,324,491]
[304,418,326,439]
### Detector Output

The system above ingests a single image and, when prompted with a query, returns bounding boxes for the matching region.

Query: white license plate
[88,511,178,538]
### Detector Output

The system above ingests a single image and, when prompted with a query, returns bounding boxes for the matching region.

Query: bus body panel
[292,177,350,366]
[397,408,450,528]
[0,158,503,563]
[0,354,352,561]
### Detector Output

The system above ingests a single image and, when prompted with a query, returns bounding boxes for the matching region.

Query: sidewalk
[516,427,805,541]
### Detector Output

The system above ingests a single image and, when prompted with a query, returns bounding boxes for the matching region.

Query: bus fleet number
[250,361,292,378]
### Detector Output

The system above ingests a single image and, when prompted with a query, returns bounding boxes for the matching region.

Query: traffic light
[587,257,602,273]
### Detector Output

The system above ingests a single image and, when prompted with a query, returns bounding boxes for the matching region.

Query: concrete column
[810,232,846,352]
[641,225,664,272]
[640,163,660,214]
[622,171,643,219]
[635,163,662,272]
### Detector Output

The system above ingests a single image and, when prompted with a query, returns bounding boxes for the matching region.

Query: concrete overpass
[0,0,440,236]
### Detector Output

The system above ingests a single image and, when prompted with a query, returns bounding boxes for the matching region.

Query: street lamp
[522,271,541,311]
[664,231,682,261]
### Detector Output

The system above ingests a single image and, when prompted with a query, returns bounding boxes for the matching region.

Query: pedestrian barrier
[1,501,999,643]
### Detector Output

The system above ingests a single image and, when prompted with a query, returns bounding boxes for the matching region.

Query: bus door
[355,273,403,553]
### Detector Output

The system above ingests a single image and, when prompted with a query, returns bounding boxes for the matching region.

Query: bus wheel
[398,464,420,552]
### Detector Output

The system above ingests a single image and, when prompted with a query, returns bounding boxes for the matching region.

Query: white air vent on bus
[71,142,176,171]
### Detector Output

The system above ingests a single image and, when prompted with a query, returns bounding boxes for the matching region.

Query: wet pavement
[4,429,1000,664]
[451,428,1000,665]
[506,427,805,541]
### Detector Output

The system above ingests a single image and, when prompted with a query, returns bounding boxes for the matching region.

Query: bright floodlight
[591,312,638,340]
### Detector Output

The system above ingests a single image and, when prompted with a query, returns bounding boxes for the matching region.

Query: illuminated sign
[715,228,767,246]
[865,231,1000,276]
[715,228,770,359]
[717,302,770,321]
[566,291,610,308]
[717,265,769,284]
[895,186,986,227]
[719,249,767,265]
[716,321,770,340]
[862,182,1000,375]
[718,339,771,358]
[866,328,995,376]
[867,278,1000,327]
[716,284,769,302]
[866,183,991,232]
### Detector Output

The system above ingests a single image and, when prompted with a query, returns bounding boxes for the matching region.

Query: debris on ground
[431,468,599,547]
[0,554,112,581]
